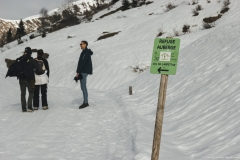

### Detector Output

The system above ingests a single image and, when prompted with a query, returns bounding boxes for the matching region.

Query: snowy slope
[0,0,240,160]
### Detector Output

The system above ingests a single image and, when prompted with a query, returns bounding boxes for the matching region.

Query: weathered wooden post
[151,74,168,160]
[129,86,133,95]
[150,37,180,160]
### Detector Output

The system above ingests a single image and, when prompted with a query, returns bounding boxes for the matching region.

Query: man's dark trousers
[33,84,48,107]
[19,79,34,110]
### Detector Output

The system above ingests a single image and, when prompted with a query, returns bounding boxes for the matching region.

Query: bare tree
[39,7,49,37]
[62,0,75,11]
[94,0,100,9]
[73,4,80,15]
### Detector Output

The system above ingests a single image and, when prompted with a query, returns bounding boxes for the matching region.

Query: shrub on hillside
[29,34,40,39]
[132,0,139,7]
[103,32,109,34]
[220,6,229,13]
[18,39,24,45]
[165,3,176,12]
[139,1,145,6]
[182,24,190,34]
[99,6,123,19]
[203,14,221,23]
[172,29,181,37]
[195,5,203,11]
[111,0,120,5]
[131,64,149,73]
[146,1,153,5]
[48,9,80,33]
[97,31,120,41]
[221,0,230,14]
[192,0,198,5]
[48,12,62,24]
[156,26,164,37]
[207,0,211,3]
[67,35,76,39]
[192,9,199,16]
[62,9,80,24]
[122,0,131,11]
[42,33,46,38]
[48,19,71,33]
[29,34,35,39]
[223,0,230,6]
[83,9,94,21]
[202,22,215,29]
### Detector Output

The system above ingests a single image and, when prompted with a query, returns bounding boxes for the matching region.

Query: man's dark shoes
[79,103,89,109]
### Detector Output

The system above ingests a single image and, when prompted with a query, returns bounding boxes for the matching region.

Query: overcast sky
[0,0,65,20]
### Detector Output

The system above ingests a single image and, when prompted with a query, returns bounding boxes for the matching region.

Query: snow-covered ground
[0,0,240,159]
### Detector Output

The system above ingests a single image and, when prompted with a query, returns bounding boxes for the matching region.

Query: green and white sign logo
[150,38,180,75]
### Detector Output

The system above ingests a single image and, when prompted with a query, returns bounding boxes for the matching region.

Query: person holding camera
[76,41,93,109]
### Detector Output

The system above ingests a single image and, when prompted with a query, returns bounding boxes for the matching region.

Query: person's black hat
[24,47,32,56]
[37,49,44,56]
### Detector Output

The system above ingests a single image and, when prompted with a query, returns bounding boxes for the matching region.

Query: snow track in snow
[1,0,240,159]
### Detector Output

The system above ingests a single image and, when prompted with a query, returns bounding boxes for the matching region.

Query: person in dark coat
[33,49,50,110]
[18,47,38,112]
[76,40,93,109]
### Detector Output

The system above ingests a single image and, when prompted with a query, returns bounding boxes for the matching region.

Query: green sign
[150,38,180,75]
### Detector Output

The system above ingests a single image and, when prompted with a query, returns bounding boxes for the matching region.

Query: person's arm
[30,58,38,71]
[44,59,50,77]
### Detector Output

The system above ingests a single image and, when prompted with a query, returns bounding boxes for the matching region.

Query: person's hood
[86,48,93,55]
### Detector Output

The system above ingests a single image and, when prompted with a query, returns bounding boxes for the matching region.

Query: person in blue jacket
[75,41,93,109]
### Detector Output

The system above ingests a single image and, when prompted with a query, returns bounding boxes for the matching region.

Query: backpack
[35,60,46,75]
[15,57,27,79]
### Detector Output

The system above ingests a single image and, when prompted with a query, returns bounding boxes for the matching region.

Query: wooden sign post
[151,74,168,160]
[150,38,180,160]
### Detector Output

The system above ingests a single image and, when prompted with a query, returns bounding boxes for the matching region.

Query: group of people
[6,40,93,112]
[7,47,50,112]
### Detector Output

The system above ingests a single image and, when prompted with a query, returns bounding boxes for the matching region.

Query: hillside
[0,0,240,160]
[0,0,107,43]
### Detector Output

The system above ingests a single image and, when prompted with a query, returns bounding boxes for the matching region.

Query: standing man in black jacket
[18,47,38,112]
[76,41,93,109]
